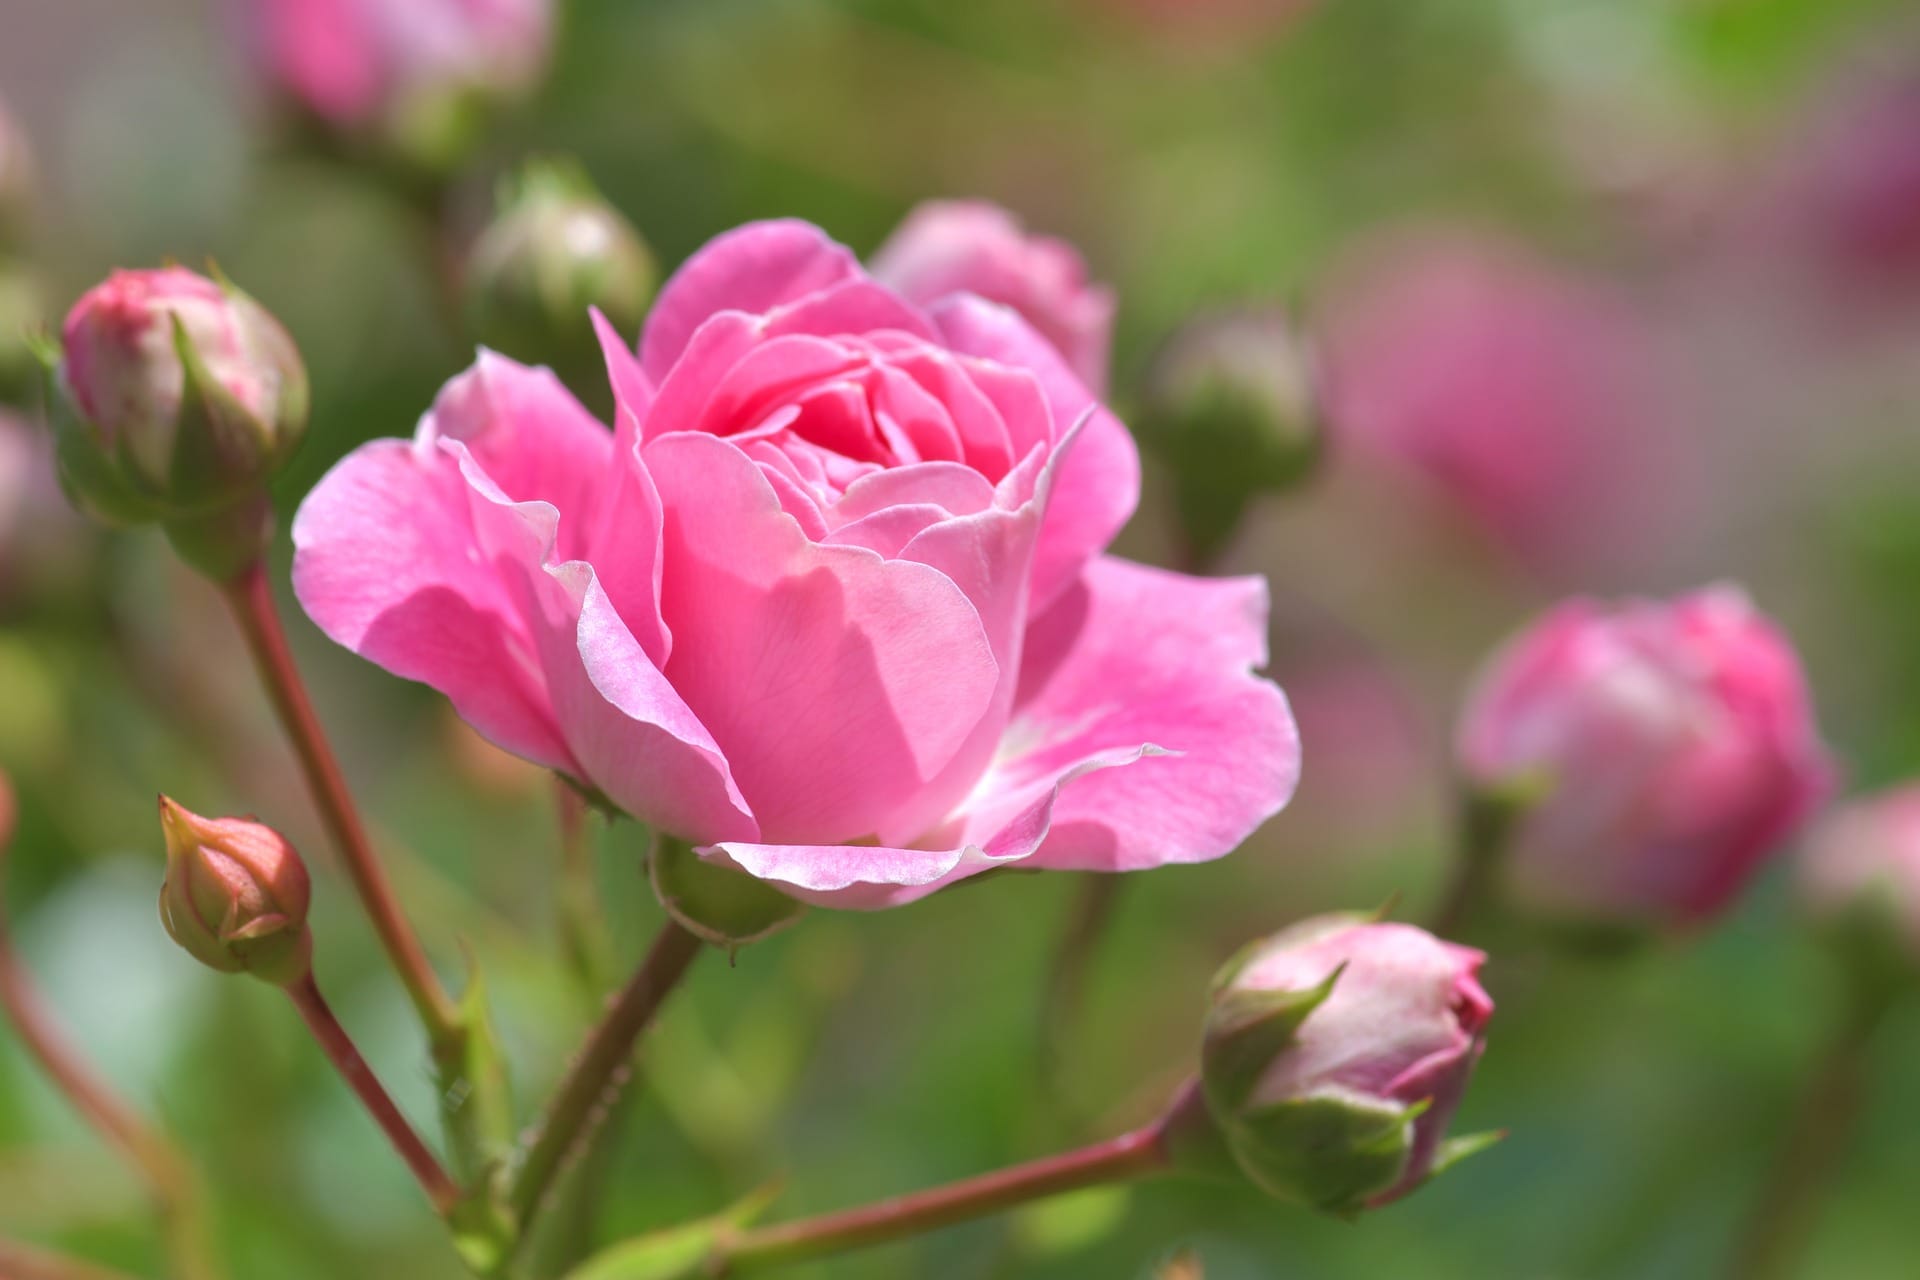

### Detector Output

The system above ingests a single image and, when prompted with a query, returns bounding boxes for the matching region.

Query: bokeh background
[5,0,1920,1276]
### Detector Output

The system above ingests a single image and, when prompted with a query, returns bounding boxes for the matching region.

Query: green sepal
[1224,1089,1413,1216]
[1201,963,1343,1115]
[1425,1128,1506,1180]
[164,313,279,511]
[649,835,803,951]
[45,364,164,525]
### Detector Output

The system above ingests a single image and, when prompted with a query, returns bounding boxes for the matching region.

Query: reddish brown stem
[716,1118,1172,1272]
[285,973,459,1216]
[219,562,457,1037]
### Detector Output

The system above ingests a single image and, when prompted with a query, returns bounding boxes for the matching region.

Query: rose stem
[712,1117,1173,1273]
[285,972,459,1216]
[218,561,458,1039]
[1727,984,1892,1280]
[0,776,220,1280]
[509,920,706,1232]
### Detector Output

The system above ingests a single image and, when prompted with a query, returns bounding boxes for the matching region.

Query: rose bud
[247,0,553,171]
[1798,787,1920,988]
[1198,916,1495,1214]
[1457,587,1834,934]
[870,199,1115,394]
[1138,305,1323,560]
[50,267,308,572]
[464,159,657,374]
[158,796,312,987]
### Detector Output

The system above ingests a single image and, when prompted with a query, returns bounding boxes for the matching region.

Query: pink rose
[1319,229,1662,563]
[1457,588,1834,928]
[1798,786,1920,966]
[870,201,1115,395]
[1202,917,1492,1211]
[293,220,1298,907]
[247,0,551,131]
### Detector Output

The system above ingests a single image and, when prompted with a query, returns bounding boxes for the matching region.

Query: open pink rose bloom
[293,220,1299,907]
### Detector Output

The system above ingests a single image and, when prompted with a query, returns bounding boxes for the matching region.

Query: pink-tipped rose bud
[51,267,307,566]
[869,199,1115,394]
[1457,588,1834,932]
[158,796,312,987]
[1198,916,1495,1214]
[249,0,553,169]
[1798,786,1920,986]
[1139,305,1323,559]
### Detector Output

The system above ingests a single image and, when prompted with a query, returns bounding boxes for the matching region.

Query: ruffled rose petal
[991,554,1299,872]
[929,296,1139,609]
[640,220,861,382]
[647,431,1000,845]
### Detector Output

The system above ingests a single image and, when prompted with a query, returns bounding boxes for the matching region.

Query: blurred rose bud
[1798,787,1920,987]
[1772,60,1920,296]
[158,796,312,987]
[870,199,1115,394]
[248,0,553,170]
[1196,916,1494,1214]
[0,95,34,252]
[464,159,657,371]
[1457,588,1834,933]
[1139,306,1322,560]
[1319,229,1669,567]
[50,267,307,571]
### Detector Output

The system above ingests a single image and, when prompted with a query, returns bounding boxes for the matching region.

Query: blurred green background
[5,0,1920,1276]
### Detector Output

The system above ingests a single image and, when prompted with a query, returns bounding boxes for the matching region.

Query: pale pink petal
[442,441,757,841]
[591,306,654,432]
[640,220,861,382]
[991,555,1299,872]
[587,432,672,666]
[647,431,1000,845]
[291,439,573,770]
[761,279,938,345]
[929,296,1139,608]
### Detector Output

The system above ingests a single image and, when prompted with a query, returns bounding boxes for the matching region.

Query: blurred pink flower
[1319,230,1664,564]
[870,200,1115,395]
[1205,916,1491,1210]
[1457,587,1834,929]
[1798,786,1920,963]
[247,0,551,132]
[1773,61,1920,298]
[293,220,1297,908]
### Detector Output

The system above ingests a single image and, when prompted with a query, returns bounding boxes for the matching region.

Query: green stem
[218,561,459,1038]
[509,920,706,1232]
[1727,986,1891,1280]
[1038,874,1126,1101]
[553,780,615,996]
[0,777,221,1280]
[713,1118,1172,1273]
[286,973,460,1217]
[1428,779,1528,939]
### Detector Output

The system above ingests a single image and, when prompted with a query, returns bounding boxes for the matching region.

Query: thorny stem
[285,973,460,1217]
[219,562,459,1038]
[0,776,220,1280]
[508,920,706,1236]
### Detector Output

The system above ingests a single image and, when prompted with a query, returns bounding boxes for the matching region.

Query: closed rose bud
[1458,587,1834,932]
[1197,916,1494,1214]
[1798,787,1920,987]
[248,0,553,171]
[870,199,1115,395]
[1139,306,1323,560]
[51,267,307,573]
[464,160,657,372]
[158,796,312,987]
